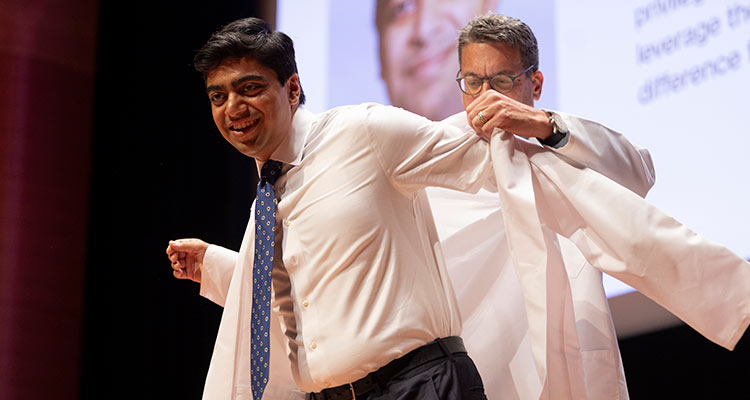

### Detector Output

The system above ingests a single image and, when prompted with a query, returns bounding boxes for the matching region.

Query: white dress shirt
[201,104,493,395]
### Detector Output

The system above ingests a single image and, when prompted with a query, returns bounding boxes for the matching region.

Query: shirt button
[302,299,309,308]
[283,219,290,227]
[310,341,317,350]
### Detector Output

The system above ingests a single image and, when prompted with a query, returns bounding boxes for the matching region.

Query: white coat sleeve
[199,244,239,307]
[489,131,750,399]
[546,112,655,197]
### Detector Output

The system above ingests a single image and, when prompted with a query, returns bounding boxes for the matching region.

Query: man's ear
[287,73,301,105]
[531,70,544,101]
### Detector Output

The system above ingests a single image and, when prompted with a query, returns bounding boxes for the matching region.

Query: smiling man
[205,56,303,162]
[168,17,497,400]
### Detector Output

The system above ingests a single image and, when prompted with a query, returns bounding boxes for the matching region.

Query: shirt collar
[269,106,315,166]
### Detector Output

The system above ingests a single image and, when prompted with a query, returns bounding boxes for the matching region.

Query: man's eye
[209,93,226,104]
[465,78,482,88]
[242,84,262,95]
[491,75,512,86]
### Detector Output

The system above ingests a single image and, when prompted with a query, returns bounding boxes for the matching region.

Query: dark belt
[308,336,466,400]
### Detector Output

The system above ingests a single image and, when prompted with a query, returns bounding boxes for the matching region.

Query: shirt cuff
[540,131,570,148]
[539,109,570,148]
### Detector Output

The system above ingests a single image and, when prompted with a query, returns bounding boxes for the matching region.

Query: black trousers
[307,337,487,400]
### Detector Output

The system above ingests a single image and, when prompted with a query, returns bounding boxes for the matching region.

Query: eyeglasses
[456,65,535,95]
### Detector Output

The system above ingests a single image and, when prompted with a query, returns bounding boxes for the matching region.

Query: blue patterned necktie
[252,159,282,400]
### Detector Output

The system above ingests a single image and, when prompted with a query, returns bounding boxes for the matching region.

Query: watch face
[550,112,568,134]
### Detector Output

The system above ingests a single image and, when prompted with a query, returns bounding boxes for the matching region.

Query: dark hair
[458,13,539,76]
[194,17,306,104]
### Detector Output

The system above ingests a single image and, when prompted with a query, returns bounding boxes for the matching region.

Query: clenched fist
[166,238,209,283]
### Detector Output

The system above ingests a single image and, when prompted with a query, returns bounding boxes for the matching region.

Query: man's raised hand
[465,90,552,140]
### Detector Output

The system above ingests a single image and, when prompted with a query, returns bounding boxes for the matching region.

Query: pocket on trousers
[379,368,442,400]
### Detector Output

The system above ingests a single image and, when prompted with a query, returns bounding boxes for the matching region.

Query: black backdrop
[80,2,749,399]
[620,325,749,398]
[82,2,260,399]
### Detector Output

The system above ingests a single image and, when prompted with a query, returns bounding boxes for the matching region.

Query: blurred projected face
[377,0,497,121]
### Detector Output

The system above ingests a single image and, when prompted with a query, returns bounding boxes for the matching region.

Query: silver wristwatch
[541,110,568,147]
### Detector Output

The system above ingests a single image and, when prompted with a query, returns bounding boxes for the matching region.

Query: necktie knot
[260,160,283,186]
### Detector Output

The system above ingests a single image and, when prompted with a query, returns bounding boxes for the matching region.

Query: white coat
[482,115,749,399]
[430,111,655,399]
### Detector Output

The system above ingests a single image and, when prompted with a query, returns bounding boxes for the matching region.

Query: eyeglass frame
[455,64,535,95]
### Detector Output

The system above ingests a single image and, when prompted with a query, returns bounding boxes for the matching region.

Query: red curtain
[0,1,98,398]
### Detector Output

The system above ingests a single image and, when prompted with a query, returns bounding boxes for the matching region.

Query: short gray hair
[457,13,539,74]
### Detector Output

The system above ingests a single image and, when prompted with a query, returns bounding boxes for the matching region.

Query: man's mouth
[229,117,260,136]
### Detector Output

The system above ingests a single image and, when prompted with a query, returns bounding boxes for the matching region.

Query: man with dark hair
[193,18,306,105]
[168,16,497,399]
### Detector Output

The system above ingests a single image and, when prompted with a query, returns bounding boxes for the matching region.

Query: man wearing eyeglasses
[429,13,657,399]
[455,20,565,148]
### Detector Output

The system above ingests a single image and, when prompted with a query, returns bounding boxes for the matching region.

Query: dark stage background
[0,1,747,399]
[81,2,264,399]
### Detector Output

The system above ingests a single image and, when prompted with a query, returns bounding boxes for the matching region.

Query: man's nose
[479,79,493,95]
[225,93,249,118]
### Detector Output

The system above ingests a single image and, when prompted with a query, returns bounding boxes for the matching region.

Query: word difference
[637,49,742,104]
